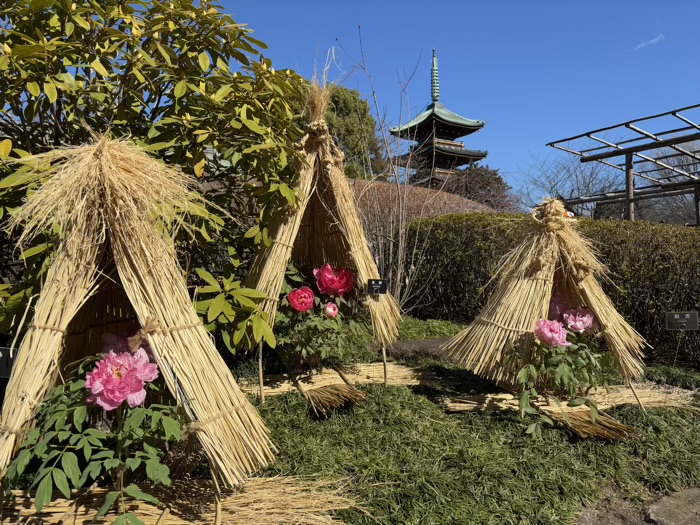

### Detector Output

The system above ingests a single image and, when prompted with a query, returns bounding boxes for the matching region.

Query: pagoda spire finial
[431,48,440,103]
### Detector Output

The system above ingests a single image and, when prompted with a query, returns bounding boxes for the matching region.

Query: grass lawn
[256,318,700,525]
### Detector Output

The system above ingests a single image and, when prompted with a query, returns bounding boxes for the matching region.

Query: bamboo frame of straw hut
[442,199,647,384]
[243,85,401,348]
[0,138,274,488]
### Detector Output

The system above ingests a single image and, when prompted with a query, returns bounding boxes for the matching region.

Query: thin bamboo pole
[258,342,265,405]
[382,344,388,386]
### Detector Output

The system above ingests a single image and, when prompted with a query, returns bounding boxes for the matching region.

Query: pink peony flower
[562,308,599,334]
[288,287,315,312]
[548,293,568,321]
[85,348,159,411]
[324,302,339,318]
[313,264,354,297]
[534,319,571,348]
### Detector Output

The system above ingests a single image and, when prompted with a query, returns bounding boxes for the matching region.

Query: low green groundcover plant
[251,317,700,524]
[262,383,700,525]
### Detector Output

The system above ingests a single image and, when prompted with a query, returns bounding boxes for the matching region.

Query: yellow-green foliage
[0,0,305,341]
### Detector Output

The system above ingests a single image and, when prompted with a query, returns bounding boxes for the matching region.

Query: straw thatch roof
[0,138,274,488]
[441,199,647,384]
[243,86,401,347]
[350,179,492,224]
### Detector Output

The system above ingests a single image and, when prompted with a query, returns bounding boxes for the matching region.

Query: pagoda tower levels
[389,49,487,187]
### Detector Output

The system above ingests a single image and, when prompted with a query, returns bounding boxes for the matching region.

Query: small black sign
[367,279,388,295]
[0,347,15,379]
[665,312,699,331]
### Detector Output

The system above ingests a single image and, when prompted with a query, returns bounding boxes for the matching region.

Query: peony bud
[324,302,339,318]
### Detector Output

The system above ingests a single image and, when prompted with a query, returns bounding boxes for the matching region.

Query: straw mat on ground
[239,362,440,398]
[0,138,274,487]
[1,477,355,524]
[442,383,696,439]
[441,199,647,384]
[243,85,400,347]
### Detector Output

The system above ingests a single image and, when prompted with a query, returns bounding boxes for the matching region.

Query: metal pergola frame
[547,103,700,222]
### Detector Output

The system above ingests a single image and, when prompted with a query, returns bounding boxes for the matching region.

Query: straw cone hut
[441,199,647,385]
[0,138,274,488]
[243,86,401,387]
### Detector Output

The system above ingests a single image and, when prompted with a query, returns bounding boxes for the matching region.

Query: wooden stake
[627,380,647,413]
[155,507,170,525]
[382,343,388,386]
[258,342,265,405]
[334,366,354,387]
[210,466,222,525]
[625,152,635,221]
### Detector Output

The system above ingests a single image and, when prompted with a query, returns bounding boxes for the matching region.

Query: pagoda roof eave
[389,102,485,137]
[434,144,487,160]
[392,146,488,166]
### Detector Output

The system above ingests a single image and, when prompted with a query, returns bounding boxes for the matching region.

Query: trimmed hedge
[407,213,700,366]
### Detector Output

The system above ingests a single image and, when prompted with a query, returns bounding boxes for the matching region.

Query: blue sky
[224,1,700,191]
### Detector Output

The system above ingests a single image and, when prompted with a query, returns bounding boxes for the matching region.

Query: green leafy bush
[408,214,700,366]
[273,263,369,370]
[515,328,612,438]
[0,0,305,347]
[4,358,181,522]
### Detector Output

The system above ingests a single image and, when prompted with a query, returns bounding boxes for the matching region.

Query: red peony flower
[288,286,315,312]
[313,264,354,297]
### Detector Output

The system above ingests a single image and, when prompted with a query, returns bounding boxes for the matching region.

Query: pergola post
[625,152,635,221]
[695,184,700,226]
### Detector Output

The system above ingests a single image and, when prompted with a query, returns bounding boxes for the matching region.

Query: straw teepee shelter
[441,199,647,385]
[243,85,401,398]
[0,138,275,488]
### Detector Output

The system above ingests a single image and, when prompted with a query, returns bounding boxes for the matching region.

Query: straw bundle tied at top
[0,138,274,487]
[243,84,401,346]
[442,199,647,384]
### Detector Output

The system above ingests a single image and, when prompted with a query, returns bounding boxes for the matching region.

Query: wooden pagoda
[390,49,487,187]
